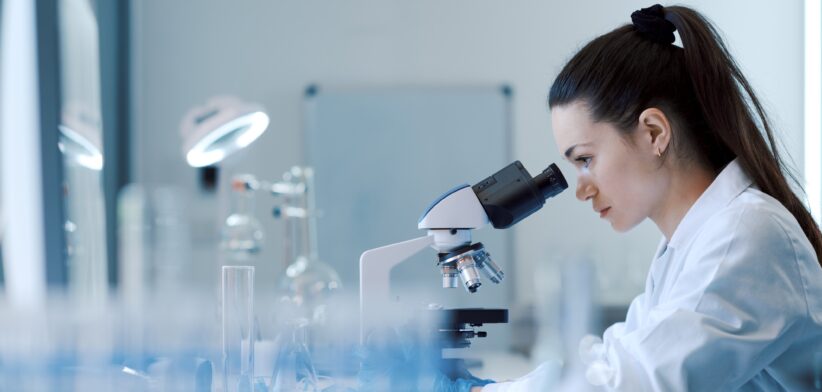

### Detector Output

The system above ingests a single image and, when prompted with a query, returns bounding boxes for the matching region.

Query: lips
[597,207,611,218]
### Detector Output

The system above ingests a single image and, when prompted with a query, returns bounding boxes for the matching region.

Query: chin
[609,217,643,233]
[610,222,631,233]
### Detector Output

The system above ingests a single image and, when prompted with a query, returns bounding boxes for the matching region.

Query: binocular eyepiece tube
[472,161,567,230]
[436,161,567,293]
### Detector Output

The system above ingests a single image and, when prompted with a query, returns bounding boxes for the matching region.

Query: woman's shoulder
[683,186,807,264]
[691,186,822,321]
[703,187,811,249]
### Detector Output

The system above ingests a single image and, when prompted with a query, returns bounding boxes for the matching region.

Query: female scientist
[359,4,822,391]
[482,4,822,391]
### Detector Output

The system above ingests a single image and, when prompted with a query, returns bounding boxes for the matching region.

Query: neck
[650,165,716,241]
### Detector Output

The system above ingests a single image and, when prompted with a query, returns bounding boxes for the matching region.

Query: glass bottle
[222,175,264,262]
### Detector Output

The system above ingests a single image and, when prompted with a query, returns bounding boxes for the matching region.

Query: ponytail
[549,5,822,266]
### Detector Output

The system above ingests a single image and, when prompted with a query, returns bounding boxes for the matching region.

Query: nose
[576,176,596,201]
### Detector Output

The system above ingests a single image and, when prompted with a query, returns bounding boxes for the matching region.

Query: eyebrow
[564,142,592,159]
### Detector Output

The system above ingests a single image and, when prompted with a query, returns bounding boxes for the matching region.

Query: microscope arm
[359,235,434,342]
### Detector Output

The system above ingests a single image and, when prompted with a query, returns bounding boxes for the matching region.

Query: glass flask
[282,255,341,320]
[278,167,341,322]
[222,175,264,261]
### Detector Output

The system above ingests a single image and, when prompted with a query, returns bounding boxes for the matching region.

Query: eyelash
[575,156,592,168]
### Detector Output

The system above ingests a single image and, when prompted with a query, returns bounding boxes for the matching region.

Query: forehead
[551,102,617,154]
[551,102,595,146]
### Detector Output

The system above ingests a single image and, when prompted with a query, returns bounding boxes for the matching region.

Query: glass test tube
[222,266,255,392]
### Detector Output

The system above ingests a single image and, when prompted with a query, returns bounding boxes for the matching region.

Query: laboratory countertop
[321,350,537,389]
[454,350,536,382]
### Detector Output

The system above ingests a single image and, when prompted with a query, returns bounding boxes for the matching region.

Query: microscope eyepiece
[472,161,568,229]
[534,163,568,200]
[428,162,567,295]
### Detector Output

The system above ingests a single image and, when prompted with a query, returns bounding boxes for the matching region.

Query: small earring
[656,147,662,157]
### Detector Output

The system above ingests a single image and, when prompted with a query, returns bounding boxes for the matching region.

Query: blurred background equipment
[221,174,264,259]
[274,166,342,319]
[220,167,342,316]
[180,96,270,169]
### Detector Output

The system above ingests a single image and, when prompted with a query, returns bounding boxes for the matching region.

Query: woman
[482,4,822,392]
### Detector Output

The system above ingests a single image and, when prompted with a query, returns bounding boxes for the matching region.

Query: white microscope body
[359,186,489,341]
[358,162,568,341]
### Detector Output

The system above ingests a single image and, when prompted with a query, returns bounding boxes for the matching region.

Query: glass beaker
[222,175,263,261]
[222,265,255,392]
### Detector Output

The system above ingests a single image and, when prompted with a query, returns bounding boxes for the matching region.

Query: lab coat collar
[666,159,753,251]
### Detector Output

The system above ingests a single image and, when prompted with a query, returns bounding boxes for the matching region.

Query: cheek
[597,169,643,208]
[594,154,657,224]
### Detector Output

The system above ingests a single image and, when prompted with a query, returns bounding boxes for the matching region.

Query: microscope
[359,160,568,354]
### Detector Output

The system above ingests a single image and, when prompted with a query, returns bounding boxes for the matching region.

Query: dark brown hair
[549,5,822,265]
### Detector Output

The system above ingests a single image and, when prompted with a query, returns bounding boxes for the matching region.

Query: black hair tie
[631,4,676,45]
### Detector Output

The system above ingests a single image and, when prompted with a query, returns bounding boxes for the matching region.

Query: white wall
[132,0,804,306]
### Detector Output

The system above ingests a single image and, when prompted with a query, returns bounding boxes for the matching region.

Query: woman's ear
[637,108,672,157]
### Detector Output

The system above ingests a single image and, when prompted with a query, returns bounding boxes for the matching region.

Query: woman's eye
[575,156,592,168]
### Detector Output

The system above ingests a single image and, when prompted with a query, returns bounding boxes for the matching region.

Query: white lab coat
[485,159,822,391]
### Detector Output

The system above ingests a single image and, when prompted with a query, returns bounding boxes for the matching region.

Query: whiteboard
[304,85,513,313]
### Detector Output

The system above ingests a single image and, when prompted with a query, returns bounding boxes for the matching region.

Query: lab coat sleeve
[589,206,808,391]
